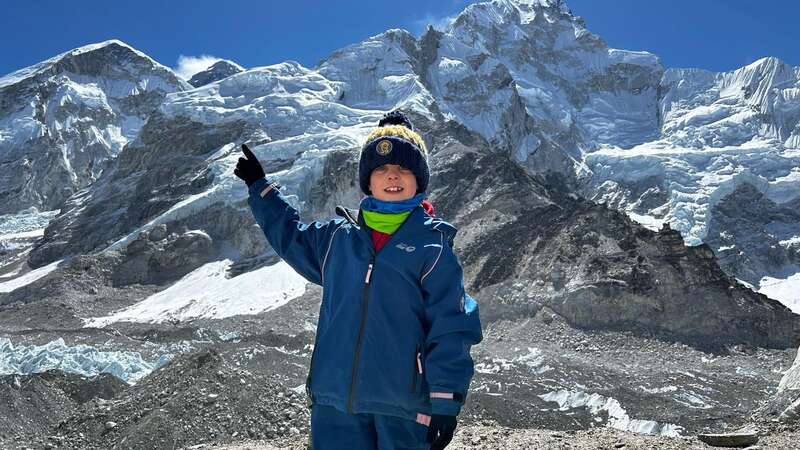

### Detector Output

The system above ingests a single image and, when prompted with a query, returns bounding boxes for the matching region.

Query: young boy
[235,111,482,450]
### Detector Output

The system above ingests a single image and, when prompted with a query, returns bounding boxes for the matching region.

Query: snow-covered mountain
[1,1,800,446]
[0,0,791,342]
[0,40,189,216]
[428,0,662,177]
[312,0,800,306]
[188,60,244,87]
[584,58,800,307]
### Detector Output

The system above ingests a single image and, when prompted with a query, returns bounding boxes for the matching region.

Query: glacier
[0,337,173,384]
[539,389,684,437]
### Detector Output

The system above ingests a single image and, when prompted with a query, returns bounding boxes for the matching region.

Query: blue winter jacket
[247,178,483,420]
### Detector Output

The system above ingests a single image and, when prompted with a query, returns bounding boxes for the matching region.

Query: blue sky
[1,0,798,79]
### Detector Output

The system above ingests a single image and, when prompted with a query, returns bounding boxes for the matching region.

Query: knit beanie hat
[358,110,429,195]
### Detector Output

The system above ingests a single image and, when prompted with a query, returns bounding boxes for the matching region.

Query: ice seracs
[0,337,169,384]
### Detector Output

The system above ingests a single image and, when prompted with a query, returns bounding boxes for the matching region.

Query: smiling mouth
[384,186,404,193]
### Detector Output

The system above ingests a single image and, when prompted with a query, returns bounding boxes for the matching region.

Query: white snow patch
[83,259,307,327]
[513,347,551,374]
[625,211,665,232]
[639,385,678,394]
[475,347,550,374]
[674,391,713,409]
[1,229,45,240]
[759,272,800,313]
[0,258,64,293]
[539,389,683,436]
[475,358,513,374]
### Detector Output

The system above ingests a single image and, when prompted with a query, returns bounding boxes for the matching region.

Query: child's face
[369,164,418,201]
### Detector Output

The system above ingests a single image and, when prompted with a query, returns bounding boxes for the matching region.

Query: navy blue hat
[358,110,429,195]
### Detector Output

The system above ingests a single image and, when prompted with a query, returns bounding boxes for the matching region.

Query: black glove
[426,414,457,450]
[234,143,265,187]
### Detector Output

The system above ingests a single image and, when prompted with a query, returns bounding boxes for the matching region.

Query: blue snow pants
[311,404,430,450]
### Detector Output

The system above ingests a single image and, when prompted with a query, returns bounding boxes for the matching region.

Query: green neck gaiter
[361,209,410,234]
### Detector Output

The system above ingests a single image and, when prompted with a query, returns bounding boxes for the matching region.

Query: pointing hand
[234,143,266,187]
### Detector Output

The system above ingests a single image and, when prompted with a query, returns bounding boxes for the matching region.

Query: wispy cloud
[173,55,223,80]
[411,12,459,36]
[410,1,476,36]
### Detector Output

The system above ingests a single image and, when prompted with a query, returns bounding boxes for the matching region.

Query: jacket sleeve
[246,177,338,286]
[421,237,483,416]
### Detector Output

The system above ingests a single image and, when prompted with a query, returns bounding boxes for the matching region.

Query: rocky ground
[1,281,798,449]
[206,421,800,450]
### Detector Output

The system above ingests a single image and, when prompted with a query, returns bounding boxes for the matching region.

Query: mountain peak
[0,39,184,90]
[448,0,579,37]
[742,56,791,73]
[69,39,139,56]
[188,60,244,87]
[505,0,572,12]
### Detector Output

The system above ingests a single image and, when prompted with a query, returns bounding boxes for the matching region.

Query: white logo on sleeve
[396,243,416,252]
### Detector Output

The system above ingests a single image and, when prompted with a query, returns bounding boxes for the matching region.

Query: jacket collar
[335,204,458,246]
[335,205,360,226]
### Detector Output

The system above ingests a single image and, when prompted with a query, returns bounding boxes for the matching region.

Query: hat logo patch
[376,140,393,156]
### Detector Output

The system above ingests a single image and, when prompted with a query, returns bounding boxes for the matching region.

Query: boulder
[697,430,759,447]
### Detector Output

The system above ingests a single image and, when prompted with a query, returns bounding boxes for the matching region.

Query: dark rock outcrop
[188,60,243,87]
[28,113,246,268]
[708,183,800,287]
[421,115,800,350]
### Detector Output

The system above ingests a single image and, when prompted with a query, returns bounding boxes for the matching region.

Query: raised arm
[236,144,338,285]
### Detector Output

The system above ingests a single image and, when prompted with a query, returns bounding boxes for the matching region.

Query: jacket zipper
[347,257,374,413]
[346,206,419,413]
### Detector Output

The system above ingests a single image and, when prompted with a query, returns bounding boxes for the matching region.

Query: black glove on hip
[234,144,266,187]
[427,414,457,450]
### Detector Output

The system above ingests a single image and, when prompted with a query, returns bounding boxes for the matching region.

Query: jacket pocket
[410,343,423,393]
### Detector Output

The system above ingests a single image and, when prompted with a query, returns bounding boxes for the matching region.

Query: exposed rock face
[305,147,362,220]
[708,183,800,288]
[111,229,214,287]
[28,113,246,267]
[582,56,800,304]
[188,60,244,87]
[422,116,800,350]
[0,40,189,214]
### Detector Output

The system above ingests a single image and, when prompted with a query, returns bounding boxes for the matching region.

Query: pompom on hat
[358,110,429,195]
